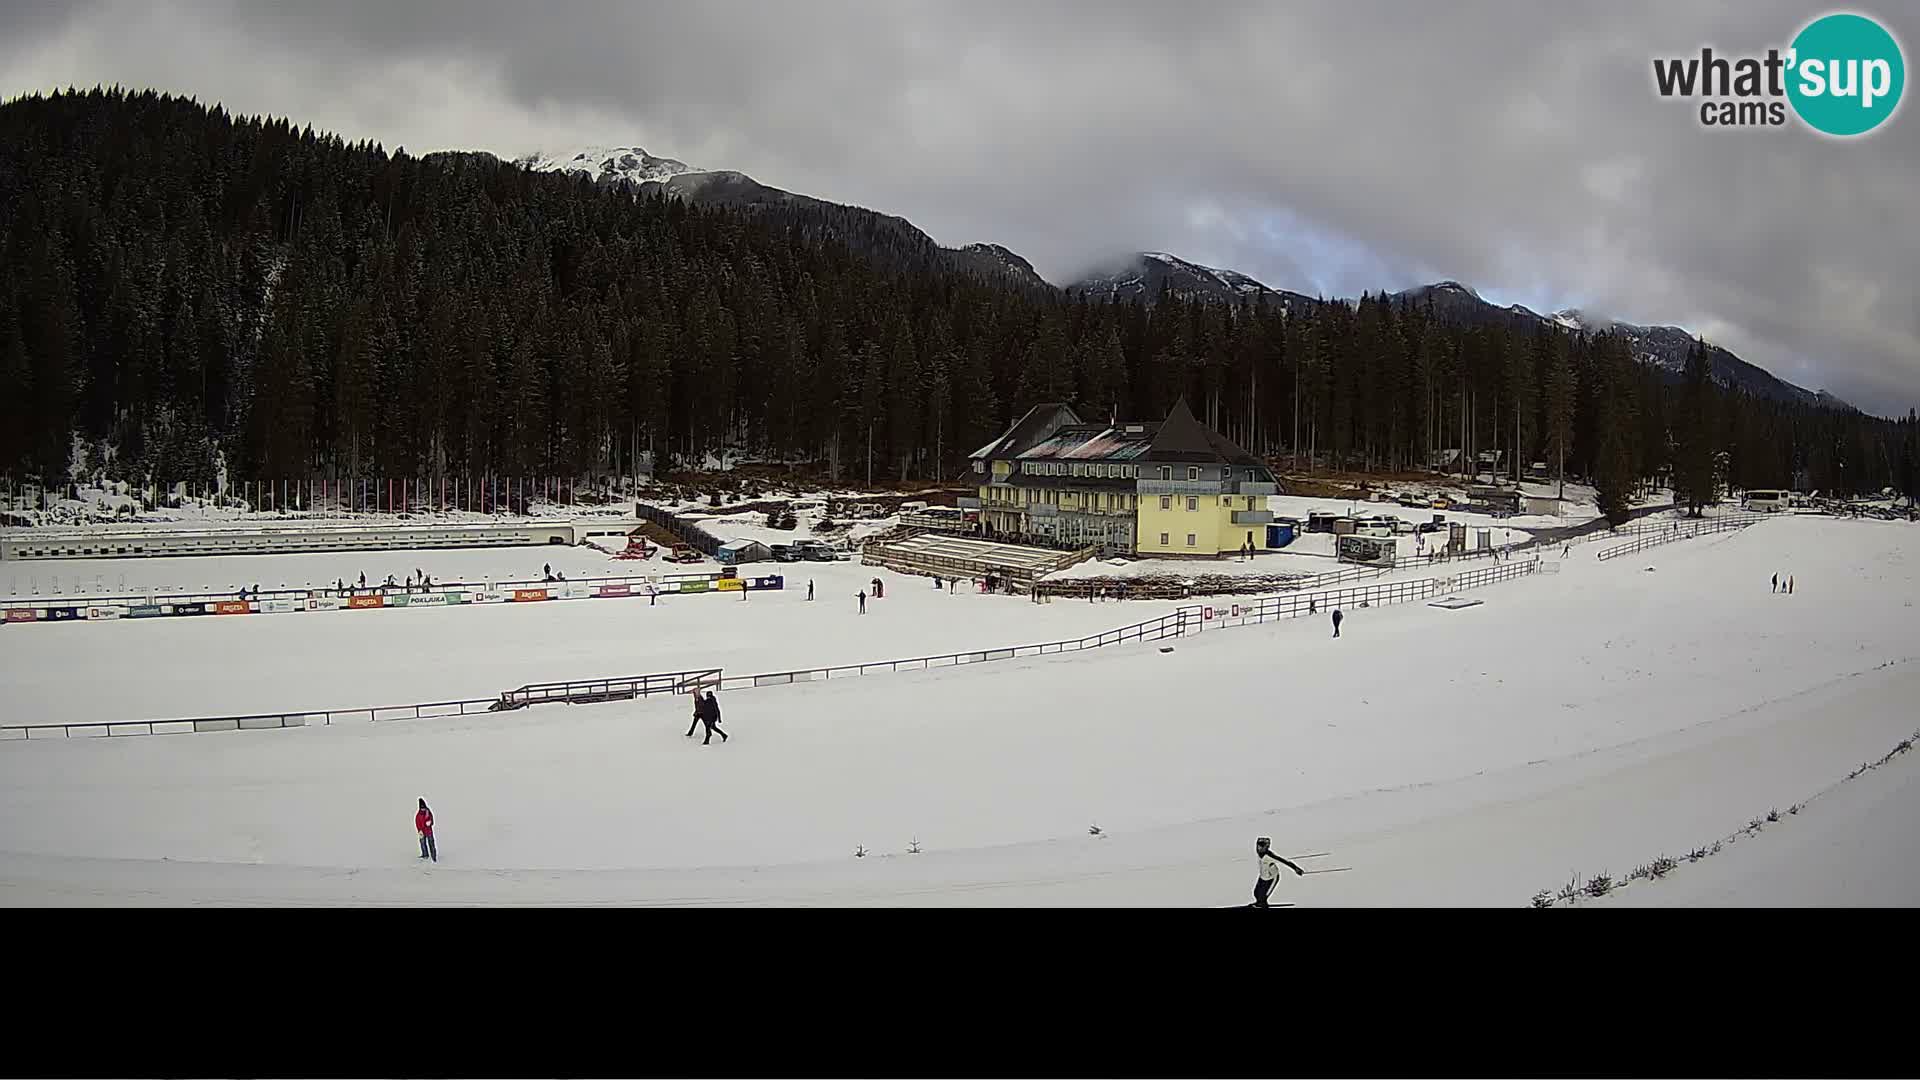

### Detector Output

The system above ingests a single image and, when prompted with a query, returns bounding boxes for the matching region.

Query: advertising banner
[307,597,344,612]
[386,595,411,608]
[442,591,470,605]
[716,578,745,592]
[173,602,210,616]
[594,583,632,598]
[86,606,127,620]
[214,601,253,615]
[128,605,167,618]
[347,595,385,609]
[4,608,39,623]
[470,591,507,604]
[512,589,549,602]
[678,580,709,593]
[261,599,301,614]
[47,606,83,621]
[407,592,448,607]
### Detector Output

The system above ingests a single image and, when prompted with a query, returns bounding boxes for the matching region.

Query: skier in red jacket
[415,798,437,862]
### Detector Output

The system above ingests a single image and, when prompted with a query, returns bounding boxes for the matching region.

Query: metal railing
[0,697,501,740]
[1595,516,1758,561]
[713,608,1195,692]
[496,668,723,709]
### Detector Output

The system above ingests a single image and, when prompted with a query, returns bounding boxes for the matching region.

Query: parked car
[770,543,802,562]
[796,541,838,562]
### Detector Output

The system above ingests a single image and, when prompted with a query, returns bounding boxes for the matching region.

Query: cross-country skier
[1772,573,1778,593]
[1252,837,1303,907]
[857,590,867,614]
[1788,575,1794,595]
[1331,608,1343,638]
[415,799,437,862]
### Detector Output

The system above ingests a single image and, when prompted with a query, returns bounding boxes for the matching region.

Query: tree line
[2,88,1915,521]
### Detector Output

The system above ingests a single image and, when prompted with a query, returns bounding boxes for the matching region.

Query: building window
[1159,466,1171,481]
[1160,495,1171,510]
[1187,466,1201,481]
[1186,497,1198,511]
[1159,532,1170,545]
[1186,533,1197,547]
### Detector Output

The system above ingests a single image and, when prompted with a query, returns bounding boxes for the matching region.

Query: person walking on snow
[1252,836,1304,908]
[1772,573,1778,593]
[685,690,706,738]
[415,798,437,862]
[807,579,814,601]
[692,690,728,745]
[1788,575,1794,595]
[857,590,867,614]
[1331,608,1344,638]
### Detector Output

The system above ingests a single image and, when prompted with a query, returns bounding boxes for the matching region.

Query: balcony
[1231,509,1274,525]
[956,496,982,509]
[1028,503,1060,517]
[1136,478,1223,496]
[1232,481,1278,496]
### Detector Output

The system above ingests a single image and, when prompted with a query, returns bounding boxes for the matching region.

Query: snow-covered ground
[0,555,1188,724]
[3,514,1915,905]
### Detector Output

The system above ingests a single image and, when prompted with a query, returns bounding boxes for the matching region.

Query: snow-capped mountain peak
[516,146,699,187]
[1551,308,1589,331]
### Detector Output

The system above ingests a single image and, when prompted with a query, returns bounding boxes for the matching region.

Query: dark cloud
[3,0,1915,413]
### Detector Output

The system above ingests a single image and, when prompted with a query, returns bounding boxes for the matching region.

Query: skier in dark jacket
[857,590,867,614]
[1772,573,1778,593]
[1331,608,1344,638]
[415,798,437,862]
[1253,837,1303,907]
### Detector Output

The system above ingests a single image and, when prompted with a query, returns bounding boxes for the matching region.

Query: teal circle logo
[1787,13,1905,136]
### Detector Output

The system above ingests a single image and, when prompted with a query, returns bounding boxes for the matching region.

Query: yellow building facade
[964,399,1278,558]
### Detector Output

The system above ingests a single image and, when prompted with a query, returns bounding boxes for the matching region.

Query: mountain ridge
[514,140,1846,412]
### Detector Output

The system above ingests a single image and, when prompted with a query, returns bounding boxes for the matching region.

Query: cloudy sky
[4,0,1915,414]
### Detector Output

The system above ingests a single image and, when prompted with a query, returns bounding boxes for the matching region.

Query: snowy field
[3,514,1916,905]
[0,555,1188,723]
[0,541,642,599]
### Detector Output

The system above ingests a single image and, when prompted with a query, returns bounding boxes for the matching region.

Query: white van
[1352,518,1396,539]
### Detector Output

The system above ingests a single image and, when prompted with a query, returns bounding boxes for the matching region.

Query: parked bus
[1743,489,1790,512]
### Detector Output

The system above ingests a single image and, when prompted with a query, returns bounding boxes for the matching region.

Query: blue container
[1266,523,1296,549]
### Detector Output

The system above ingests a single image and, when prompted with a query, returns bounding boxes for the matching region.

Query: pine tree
[1673,340,1716,516]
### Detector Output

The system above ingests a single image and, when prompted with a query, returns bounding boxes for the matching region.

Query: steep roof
[969,403,1083,461]
[1144,397,1264,466]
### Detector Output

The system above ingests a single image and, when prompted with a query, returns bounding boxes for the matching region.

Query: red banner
[348,595,386,609]
[513,589,550,602]
[594,583,632,598]
[214,601,253,615]
[3,608,37,623]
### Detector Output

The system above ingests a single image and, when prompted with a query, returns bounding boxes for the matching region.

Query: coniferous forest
[3,89,1916,516]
